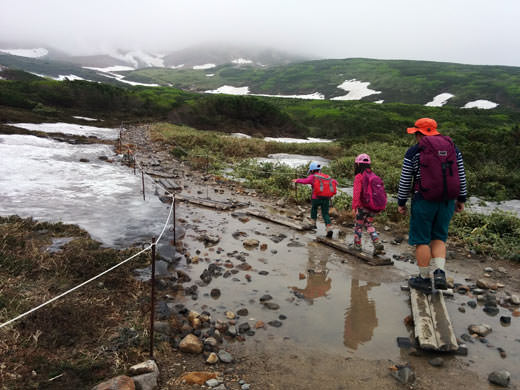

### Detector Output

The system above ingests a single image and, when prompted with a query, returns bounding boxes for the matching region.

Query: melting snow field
[72,116,99,122]
[331,79,381,100]
[0,48,48,58]
[193,63,216,70]
[97,71,159,87]
[254,92,325,100]
[8,122,119,140]
[425,93,454,107]
[255,153,330,169]
[0,134,168,246]
[232,58,253,64]
[463,100,498,109]
[109,50,164,68]
[56,74,86,81]
[205,85,250,95]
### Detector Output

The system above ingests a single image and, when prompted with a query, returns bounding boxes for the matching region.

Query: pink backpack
[361,170,387,212]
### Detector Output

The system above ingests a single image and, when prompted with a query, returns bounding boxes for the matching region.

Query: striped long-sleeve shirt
[397,143,467,206]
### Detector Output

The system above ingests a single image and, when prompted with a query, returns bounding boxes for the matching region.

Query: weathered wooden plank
[158,178,182,191]
[316,236,394,266]
[429,291,459,351]
[145,170,179,179]
[410,289,458,351]
[410,288,438,350]
[175,194,235,210]
[246,209,314,231]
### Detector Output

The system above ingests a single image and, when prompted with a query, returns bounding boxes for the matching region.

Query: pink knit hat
[355,153,371,164]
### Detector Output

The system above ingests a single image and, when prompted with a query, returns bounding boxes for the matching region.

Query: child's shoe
[408,275,432,294]
[349,243,362,252]
[373,242,385,256]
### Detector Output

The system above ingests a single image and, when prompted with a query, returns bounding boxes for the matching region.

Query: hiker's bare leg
[416,244,431,267]
[431,240,446,258]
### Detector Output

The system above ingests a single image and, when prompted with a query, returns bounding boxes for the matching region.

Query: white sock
[430,257,446,271]
[419,266,430,279]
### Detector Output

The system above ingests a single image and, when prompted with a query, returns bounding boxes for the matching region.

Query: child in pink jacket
[351,154,385,255]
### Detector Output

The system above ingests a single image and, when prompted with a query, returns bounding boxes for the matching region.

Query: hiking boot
[373,242,385,256]
[326,230,333,239]
[349,243,362,252]
[433,269,448,290]
[408,276,432,294]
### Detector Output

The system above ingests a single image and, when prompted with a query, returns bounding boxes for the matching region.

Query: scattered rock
[428,357,444,367]
[238,322,251,333]
[500,316,511,325]
[468,324,492,337]
[132,372,158,390]
[92,376,135,390]
[243,239,260,248]
[510,295,520,305]
[218,350,234,363]
[467,301,477,309]
[206,352,219,364]
[128,360,158,376]
[206,378,220,388]
[488,370,511,387]
[455,344,468,356]
[255,321,265,329]
[210,289,221,298]
[226,311,235,319]
[396,337,412,349]
[179,372,218,385]
[498,347,507,358]
[263,302,280,310]
[268,320,282,328]
[179,334,203,354]
[259,294,273,302]
[198,234,220,246]
[299,273,306,280]
[237,308,249,316]
[390,364,415,385]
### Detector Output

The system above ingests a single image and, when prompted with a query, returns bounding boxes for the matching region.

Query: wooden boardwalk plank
[316,236,393,266]
[175,194,246,210]
[410,289,458,351]
[246,209,315,231]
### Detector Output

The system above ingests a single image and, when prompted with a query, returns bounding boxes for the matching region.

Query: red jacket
[295,174,338,199]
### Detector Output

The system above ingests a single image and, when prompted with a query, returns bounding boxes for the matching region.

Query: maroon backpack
[417,135,460,202]
[361,170,387,212]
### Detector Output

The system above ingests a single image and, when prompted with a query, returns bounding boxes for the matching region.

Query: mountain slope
[127,58,520,110]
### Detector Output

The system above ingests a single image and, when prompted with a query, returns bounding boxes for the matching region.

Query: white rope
[0,195,175,329]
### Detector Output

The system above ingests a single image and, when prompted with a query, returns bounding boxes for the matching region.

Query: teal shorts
[409,196,455,245]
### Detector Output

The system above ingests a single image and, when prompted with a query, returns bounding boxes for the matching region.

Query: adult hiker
[351,153,386,255]
[292,161,337,238]
[397,118,467,293]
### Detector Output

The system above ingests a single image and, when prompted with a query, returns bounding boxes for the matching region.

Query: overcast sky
[1,0,518,66]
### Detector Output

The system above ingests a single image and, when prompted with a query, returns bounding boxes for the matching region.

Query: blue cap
[308,161,322,173]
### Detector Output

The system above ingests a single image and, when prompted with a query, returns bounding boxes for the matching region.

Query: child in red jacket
[293,161,337,238]
[351,154,385,255]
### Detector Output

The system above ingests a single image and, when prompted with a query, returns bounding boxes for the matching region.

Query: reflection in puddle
[344,278,379,350]
[291,255,332,303]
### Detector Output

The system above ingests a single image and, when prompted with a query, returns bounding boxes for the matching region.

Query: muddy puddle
[159,200,520,378]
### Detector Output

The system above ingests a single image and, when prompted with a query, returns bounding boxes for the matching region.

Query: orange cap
[407,118,440,136]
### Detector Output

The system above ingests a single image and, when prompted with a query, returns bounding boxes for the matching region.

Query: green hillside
[126,58,520,110]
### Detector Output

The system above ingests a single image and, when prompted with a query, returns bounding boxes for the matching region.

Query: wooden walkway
[175,194,247,210]
[409,289,458,351]
[246,209,315,231]
[316,237,393,266]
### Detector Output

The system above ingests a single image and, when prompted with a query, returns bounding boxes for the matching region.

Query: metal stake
[173,196,176,245]
[142,170,146,200]
[150,237,156,359]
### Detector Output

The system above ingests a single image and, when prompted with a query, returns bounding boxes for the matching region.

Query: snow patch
[96,71,159,87]
[232,58,253,64]
[170,64,184,69]
[205,85,249,95]
[463,100,498,109]
[56,74,85,81]
[254,92,325,100]
[193,63,216,70]
[73,116,99,122]
[425,93,454,107]
[263,137,332,144]
[230,133,251,139]
[0,48,48,58]
[206,73,215,77]
[374,100,384,104]
[255,154,330,169]
[8,122,119,140]
[331,79,381,100]
[83,65,135,72]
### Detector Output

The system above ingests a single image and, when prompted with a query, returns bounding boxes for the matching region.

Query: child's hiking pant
[354,207,379,245]
[311,198,331,225]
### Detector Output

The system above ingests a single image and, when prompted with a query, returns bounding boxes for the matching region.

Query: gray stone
[129,360,159,376]
[259,294,273,302]
[132,372,158,390]
[510,295,520,305]
[468,324,492,337]
[241,384,251,390]
[218,350,234,363]
[268,320,282,328]
[488,370,511,387]
[206,379,220,388]
[484,267,494,273]
[237,308,249,316]
[428,357,444,367]
[391,364,415,385]
[179,334,203,354]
